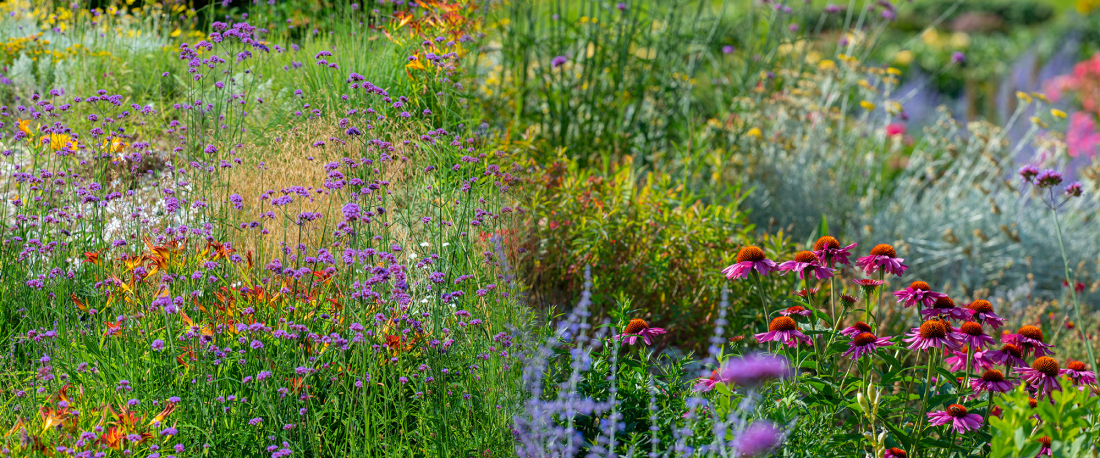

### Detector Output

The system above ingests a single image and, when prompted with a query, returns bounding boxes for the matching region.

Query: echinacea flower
[842,332,892,360]
[840,321,873,338]
[853,278,885,296]
[779,306,811,317]
[927,404,983,434]
[966,300,1005,329]
[793,287,819,297]
[1015,356,1066,400]
[903,320,962,352]
[944,345,994,372]
[987,343,1027,368]
[693,369,723,393]
[812,236,857,266]
[884,448,907,458]
[1064,360,1097,386]
[893,281,947,309]
[731,421,783,457]
[1034,436,1052,457]
[956,321,995,350]
[1003,325,1054,358]
[722,246,779,280]
[840,294,858,307]
[970,369,1014,394]
[920,297,970,322]
[778,251,834,280]
[719,353,791,387]
[755,316,812,348]
[856,244,908,277]
[614,319,666,346]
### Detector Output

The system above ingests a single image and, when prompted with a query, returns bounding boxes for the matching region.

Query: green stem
[1051,205,1097,369]
[913,350,939,458]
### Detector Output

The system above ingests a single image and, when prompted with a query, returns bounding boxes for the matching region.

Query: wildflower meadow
[0,0,1099,457]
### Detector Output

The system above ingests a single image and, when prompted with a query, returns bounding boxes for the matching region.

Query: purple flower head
[550,55,568,68]
[969,369,1014,395]
[903,320,963,352]
[966,300,1006,329]
[722,45,735,54]
[777,251,834,280]
[1065,181,1083,197]
[731,421,783,457]
[951,52,966,65]
[856,244,907,276]
[927,404,982,434]
[1018,165,1040,183]
[1065,360,1097,386]
[812,236,857,266]
[718,353,791,387]
[842,332,892,360]
[920,296,971,322]
[722,246,779,279]
[614,319,666,346]
[893,281,947,309]
[1015,357,1066,400]
[852,278,885,296]
[1035,169,1063,188]
[756,316,812,348]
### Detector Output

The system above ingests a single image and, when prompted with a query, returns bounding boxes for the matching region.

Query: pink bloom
[956,321,996,350]
[856,244,907,277]
[1064,360,1097,386]
[1015,357,1066,401]
[812,236,857,266]
[920,296,970,322]
[1003,326,1054,358]
[892,280,947,308]
[719,353,792,388]
[842,332,892,360]
[778,251,834,280]
[723,246,779,280]
[987,344,1027,368]
[693,370,722,393]
[885,123,906,137]
[778,306,812,317]
[1067,111,1100,158]
[852,278,885,296]
[1034,436,1052,457]
[970,369,1014,394]
[966,300,1005,329]
[927,404,983,434]
[614,319,667,346]
[755,316,812,348]
[839,321,873,338]
[944,346,994,372]
[903,320,962,352]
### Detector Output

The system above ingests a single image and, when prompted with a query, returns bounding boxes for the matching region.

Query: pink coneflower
[614,319,667,346]
[755,316,812,348]
[840,321,873,338]
[1003,325,1054,358]
[779,306,812,317]
[903,320,962,352]
[812,236,857,266]
[1064,360,1097,385]
[778,251,835,280]
[793,287,820,298]
[842,332,892,360]
[884,448,908,458]
[856,244,908,277]
[920,297,971,322]
[970,369,1014,394]
[893,281,947,308]
[944,345,994,372]
[966,300,1005,329]
[1034,436,1052,457]
[987,343,1027,368]
[693,369,722,393]
[722,246,779,280]
[956,321,995,350]
[852,278,885,296]
[1015,356,1066,400]
[928,404,982,433]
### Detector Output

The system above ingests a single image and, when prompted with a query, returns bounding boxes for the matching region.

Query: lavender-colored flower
[151,339,165,351]
[613,319,666,346]
[1064,360,1097,386]
[731,421,783,457]
[777,251,834,280]
[722,45,735,54]
[927,404,982,433]
[1018,165,1040,183]
[1015,357,1066,400]
[903,320,962,352]
[1065,181,1083,197]
[812,236,857,266]
[951,52,966,65]
[839,321,873,338]
[855,244,907,276]
[842,332,892,360]
[722,246,779,279]
[719,353,791,387]
[970,369,1014,394]
[756,317,812,348]
[893,281,947,308]
[966,300,1006,329]
[920,296,970,322]
[1035,169,1063,188]
[550,55,568,68]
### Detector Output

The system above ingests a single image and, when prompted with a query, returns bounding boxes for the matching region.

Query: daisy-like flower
[693,370,723,393]
[852,278,885,296]
[1016,356,1066,400]
[842,332,892,360]
[1003,325,1054,358]
[793,287,820,297]
[944,345,994,372]
[893,281,947,309]
[779,306,811,317]
[722,246,779,280]
[956,321,995,350]
[614,319,667,346]
[1034,436,1052,457]
[755,316,812,348]
[840,321,873,338]
[970,369,1014,394]
[812,236,857,266]
[966,300,1005,329]
[884,448,908,458]
[1064,360,1097,386]
[903,320,962,352]
[778,251,835,280]
[927,404,983,434]
[920,296,971,322]
[855,244,908,277]
[987,343,1027,368]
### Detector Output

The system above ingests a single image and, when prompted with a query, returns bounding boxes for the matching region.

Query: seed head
[852,332,878,347]
[1000,343,1022,358]
[736,246,766,263]
[623,319,649,335]
[909,281,930,291]
[1067,360,1087,371]
[946,404,968,417]
[769,316,798,332]
[980,369,1004,382]
[869,244,896,258]
[959,321,983,336]
[813,236,840,251]
[933,297,955,309]
[1031,356,1060,377]
[850,321,872,333]
[919,320,947,339]
[1036,436,1052,447]
[793,251,817,264]
[1017,325,1044,342]
[967,300,993,314]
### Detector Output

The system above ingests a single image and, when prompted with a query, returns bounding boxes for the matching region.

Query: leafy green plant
[989,379,1100,458]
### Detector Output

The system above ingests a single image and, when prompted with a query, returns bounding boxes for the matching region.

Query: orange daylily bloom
[16,119,34,137]
[83,251,101,266]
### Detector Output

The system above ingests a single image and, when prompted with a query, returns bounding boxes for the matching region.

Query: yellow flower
[170,28,181,38]
[817,59,836,70]
[46,132,76,152]
[1016,91,1032,103]
[16,119,34,137]
[1051,109,1067,119]
[886,67,902,76]
[1031,92,1048,102]
[103,137,128,153]
[860,101,876,110]
[893,50,913,66]
[1029,116,1048,129]
[746,127,762,138]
